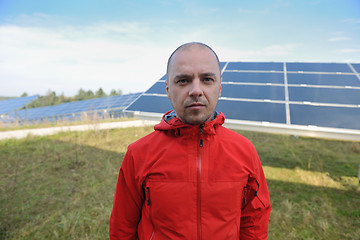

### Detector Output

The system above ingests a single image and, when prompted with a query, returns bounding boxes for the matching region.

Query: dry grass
[0,126,359,239]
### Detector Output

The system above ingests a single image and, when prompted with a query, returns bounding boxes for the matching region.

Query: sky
[0,0,359,97]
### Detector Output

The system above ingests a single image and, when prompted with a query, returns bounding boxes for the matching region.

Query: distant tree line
[22,88,123,109]
[0,96,14,101]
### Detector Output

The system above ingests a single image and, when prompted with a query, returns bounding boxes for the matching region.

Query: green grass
[0,127,359,239]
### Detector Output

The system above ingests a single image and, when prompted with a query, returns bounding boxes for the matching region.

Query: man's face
[166,46,222,125]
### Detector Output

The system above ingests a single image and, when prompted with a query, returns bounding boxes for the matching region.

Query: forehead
[168,46,220,77]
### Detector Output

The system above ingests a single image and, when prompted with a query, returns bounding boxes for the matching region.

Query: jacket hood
[154,110,225,135]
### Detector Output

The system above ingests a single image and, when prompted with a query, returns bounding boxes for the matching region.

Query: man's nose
[189,79,203,98]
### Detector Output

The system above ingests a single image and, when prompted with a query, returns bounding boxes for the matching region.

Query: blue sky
[0,0,359,97]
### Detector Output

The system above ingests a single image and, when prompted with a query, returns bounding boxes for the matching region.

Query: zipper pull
[145,187,150,206]
[243,186,247,207]
[199,124,204,147]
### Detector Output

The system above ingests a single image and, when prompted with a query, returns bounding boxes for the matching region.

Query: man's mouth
[187,103,205,109]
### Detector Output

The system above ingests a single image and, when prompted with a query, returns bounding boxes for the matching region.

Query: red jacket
[110,111,271,240]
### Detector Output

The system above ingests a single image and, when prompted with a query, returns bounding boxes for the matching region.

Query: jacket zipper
[146,187,155,240]
[242,186,247,209]
[145,187,150,206]
[149,231,155,240]
[197,124,204,240]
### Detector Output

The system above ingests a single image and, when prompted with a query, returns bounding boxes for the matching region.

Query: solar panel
[126,61,360,139]
[6,93,141,122]
[221,85,285,100]
[126,95,172,114]
[286,62,352,73]
[290,105,360,129]
[222,72,284,84]
[146,81,167,94]
[351,63,360,73]
[287,73,360,87]
[216,100,286,123]
[226,62,283,71]
[0,95,39,115]
[288,87,360,105]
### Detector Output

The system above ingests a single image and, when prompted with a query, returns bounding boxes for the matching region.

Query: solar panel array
[3,93,141,123]
[126,62,360,132]
[0,95,39,115]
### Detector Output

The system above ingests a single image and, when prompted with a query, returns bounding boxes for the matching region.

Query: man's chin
[181,114,212,125]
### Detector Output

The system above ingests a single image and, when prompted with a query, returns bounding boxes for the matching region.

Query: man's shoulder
[218,126,254,146]
[128,129,163,150]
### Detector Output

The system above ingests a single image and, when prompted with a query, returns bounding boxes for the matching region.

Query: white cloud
[341,18,360,24]
[0,23,171,97]
[335,49,360,53]
[237,8,270,15]
[327,37,352,42]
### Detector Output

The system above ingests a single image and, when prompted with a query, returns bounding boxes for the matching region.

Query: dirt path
[0,120,158,140]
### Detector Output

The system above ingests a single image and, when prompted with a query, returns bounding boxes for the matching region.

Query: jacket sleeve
[109,146,143,240]
[240,146,271,240]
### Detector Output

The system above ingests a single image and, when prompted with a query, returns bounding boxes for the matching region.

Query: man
[110,42,271,239]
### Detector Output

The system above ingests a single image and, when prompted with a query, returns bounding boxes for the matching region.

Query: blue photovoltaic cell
[126,95,172,113]
[290,105,360,130]
[351,63,360,73]
[226,62,283,71]
[11,93,141,121]
[287,73,360,86]
[286,62,352,73]
[216,100,286,123]
[220,62,226,70]
[0,95,38,114]
[221,85,285,101]
[145,81,167,94]
[288,87,360,105]
[222,72,284,84]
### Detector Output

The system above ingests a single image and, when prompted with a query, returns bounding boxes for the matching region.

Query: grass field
[1,125,359,239]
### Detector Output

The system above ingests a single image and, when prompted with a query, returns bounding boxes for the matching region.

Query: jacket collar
[154,110,225,136]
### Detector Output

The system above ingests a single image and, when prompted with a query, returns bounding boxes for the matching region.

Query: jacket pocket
[242,174,260,210]
[143,180,195,239]
[142,183,157,240]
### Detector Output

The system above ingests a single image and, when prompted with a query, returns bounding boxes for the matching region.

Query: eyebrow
[174,72,217,80]
[174,74,193,80]
[200,72,216,77]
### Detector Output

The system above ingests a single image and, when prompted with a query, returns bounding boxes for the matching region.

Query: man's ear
[218,77,222,98]
[166,80,171,99]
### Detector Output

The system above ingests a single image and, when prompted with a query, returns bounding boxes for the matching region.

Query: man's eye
[177,79,188,84]
[203,77,214,83]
